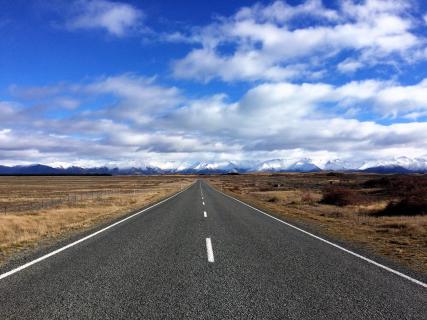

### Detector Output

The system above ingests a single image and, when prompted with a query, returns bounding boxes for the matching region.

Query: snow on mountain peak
[3,156,427,174]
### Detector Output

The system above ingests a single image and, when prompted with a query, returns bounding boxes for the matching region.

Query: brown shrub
[364,175,427,216]
[320,186,364,206]
[373,195,427,217]
[267,196,279,203]
[301,192,314,204]
[363,175,427,197]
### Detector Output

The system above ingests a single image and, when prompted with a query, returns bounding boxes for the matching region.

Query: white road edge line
[213,185,427,289]
[204,211,207,218]
[0,182,196,281]
[206,238,214,263]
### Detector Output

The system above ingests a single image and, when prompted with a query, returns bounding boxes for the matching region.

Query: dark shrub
[362,176,393,188]
[259,186,274,192]
[320,186,363,206]
[373,195,427,217]
[362,175,427,197]
[326,172,343,177]
[363,175,427,215]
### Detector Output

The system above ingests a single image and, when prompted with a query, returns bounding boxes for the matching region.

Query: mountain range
[1,157,427,175]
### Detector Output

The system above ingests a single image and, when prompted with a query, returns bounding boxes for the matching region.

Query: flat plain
[0,175,194,265]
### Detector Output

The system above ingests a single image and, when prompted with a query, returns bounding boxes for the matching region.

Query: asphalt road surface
[0,180,426,319]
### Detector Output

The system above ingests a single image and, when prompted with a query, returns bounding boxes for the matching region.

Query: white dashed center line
[206,238,214,263]
[202,201,205,206]
[204,211,207,218]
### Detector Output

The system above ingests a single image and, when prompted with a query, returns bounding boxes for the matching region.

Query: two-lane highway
[0,180,426,319]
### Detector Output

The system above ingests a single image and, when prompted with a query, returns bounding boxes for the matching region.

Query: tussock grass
[0,176,194,264]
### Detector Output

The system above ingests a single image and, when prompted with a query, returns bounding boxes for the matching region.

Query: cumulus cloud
[4,73,427,166]
[85,74,183,123]
[337,58,364,73]
[172,0,425,82]
[336,79,427,117]
[0,75,231,165]
[162,81,427,153]
[66,0,143,36]
[234,0,340,22]
[6,0,427,167]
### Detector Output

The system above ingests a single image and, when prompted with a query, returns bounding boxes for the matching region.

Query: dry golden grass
[0,176,194,264]
[207,173,427,274]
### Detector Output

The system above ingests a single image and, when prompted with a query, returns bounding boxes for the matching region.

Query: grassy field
[207,173,427,274]
[0,175,194,265]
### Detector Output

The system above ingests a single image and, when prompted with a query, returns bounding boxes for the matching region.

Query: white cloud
[160,80,427,156]
[4,1,427,166]
[234,0,340,23]
[85,74,182,123]
[335,79,427,117]
[340,0,410,20]
[375,80,427,116]
[53,97,80,109]
[337,58,364,73]
[173,48,306,82]
[172,0,424,82]
[66,0,143,37]
[4,74,427,166]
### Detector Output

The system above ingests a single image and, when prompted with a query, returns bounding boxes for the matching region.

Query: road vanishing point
[0,180,426,319]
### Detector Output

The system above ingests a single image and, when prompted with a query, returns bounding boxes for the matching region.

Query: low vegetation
[373,196,427,217]
[0,176,194,265]
[320,186,366,206]
[363,175,427,217]
[207,173,427,274]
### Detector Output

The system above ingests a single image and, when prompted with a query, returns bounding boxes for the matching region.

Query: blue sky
[1,0,427,167]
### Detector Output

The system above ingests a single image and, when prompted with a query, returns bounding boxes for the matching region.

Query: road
[0,180,426,319]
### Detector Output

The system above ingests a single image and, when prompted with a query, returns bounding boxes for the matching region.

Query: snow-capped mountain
[191,161,240,173]
[322,159,364,171]
[358,157,427,172]
[254,158,321,172]
[2,156,427,174]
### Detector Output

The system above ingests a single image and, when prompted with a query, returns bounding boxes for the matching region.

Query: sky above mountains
[1,0,427,167]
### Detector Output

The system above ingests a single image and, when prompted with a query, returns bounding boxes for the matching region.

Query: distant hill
[1,157,427,175]
[361,165,412,174]
[0,165,112,176]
